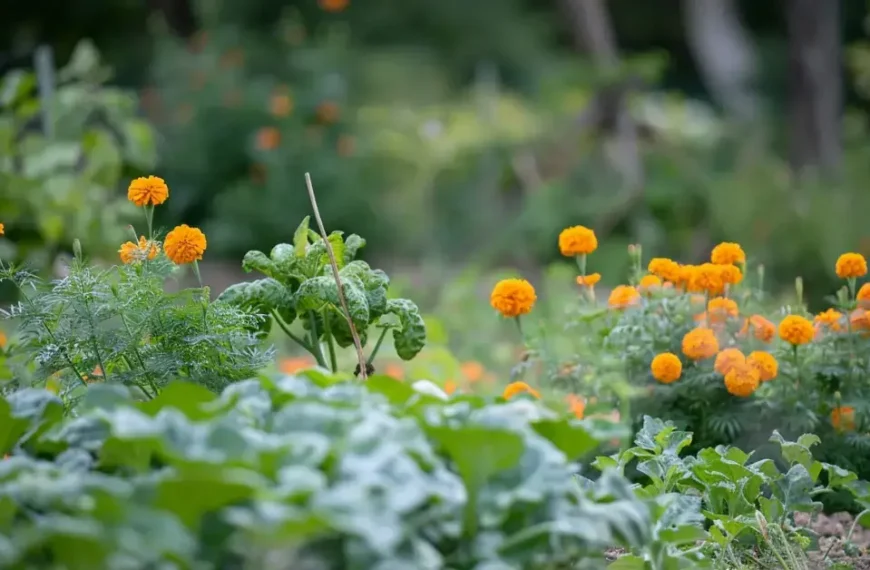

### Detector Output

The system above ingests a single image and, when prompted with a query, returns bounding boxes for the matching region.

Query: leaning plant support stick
[304,172,369,380]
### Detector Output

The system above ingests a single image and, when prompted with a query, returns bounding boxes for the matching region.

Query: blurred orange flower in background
[280,357,315,374]
[257,127,281,150]
[319,0,349,12]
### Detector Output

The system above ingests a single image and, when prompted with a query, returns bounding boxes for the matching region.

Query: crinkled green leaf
[241,250,274,277]
[385,298,426,360]
[343,234,366,265]
[295,275,369,339]
[216,278,295,330]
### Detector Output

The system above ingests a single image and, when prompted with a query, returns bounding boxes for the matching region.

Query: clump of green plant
[218,215,426,377]
[0,371,651,569]
[594,416,870,569]
[0,40,157,277]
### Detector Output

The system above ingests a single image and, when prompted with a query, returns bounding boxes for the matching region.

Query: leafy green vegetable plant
[218,216,426,375]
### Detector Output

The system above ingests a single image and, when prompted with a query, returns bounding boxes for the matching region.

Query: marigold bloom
[740,315,775,343]
[724,363,760,397]
[280,357,315,374]
[747,351,778,381]
[835,252,868,279]
[648,258,681,283]
[576,273,601,287]
[461,361,485,382]
[490,278,536,318]
[682,327,719,360]
[119,236,159,264]
[858,283,870,308]
[270,93,293,117]
[707,297,739,323]
[0,222,4,235]
[319,0,349,12]
[164,224,207,265]
[850,309,870,336]
[566,394,586,418]
[714,348,745,375]
[719,264,743,286]
[444,380,458,396]
[0,330,6,349]
[127,176,169,207]
[608,285,641,309]
[814,308,844,335]
[384,363,404,380]
[256,127,281,150]
[676,264,695,289]
[651,353,682,384]
[711,242,746,265]
[503,381,540,400]
[316,101,341,124]
[778,315,814,346]
[831,406,856,431]
[689,263,725,296]
[639,274,662,291]
[558,225,598,257]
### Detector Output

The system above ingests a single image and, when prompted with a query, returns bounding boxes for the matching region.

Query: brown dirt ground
[799,511,870,570]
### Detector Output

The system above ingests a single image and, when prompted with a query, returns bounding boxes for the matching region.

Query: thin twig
[304,173,368,380]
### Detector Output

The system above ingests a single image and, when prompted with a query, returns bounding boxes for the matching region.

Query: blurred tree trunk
[683,0,758,122]
[559,0,643,190]
[786,0,842,177]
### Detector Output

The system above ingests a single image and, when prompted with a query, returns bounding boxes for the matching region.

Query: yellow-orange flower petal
[714,348,745,375]
[280,357,315,374]
[689,263,725,296]
[119,236,159,265]
[566,394,586,418]
[711,242,746,265]
[719,264,743,286]
[444,379,458,396]
[648,258,681,283]
[576,273,601,287]
[490,278,536,318]
[681,328,719,360]
[831,406,856,431]
[503,381,540,400]
[127,176,169,207]
[608,285,641,309]
[858,283,870,308]
[461,361,485,382]
[558,225,598,257]
[707,297,739,323]
[651,352,682,384]
[814,309,843,335]
[639,274,662,292]
[747,351,778,382]
[778,315,814,346]
[0,222,4,235]
[163,224,207,265]
[724,363,760,397]
[739,314,776,343]
[836,253,868,279]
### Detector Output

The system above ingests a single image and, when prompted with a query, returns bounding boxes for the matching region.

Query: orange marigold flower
[0,222,4,235]
[651,352,682,384]
[127,176,169,207]
[384,363,404,380]
[714,348,745,375]
[720,264,743,286]
[490,278,536,318]
[608,285,641,309]
[316,101,341,124]
[682,327,719,360]
[566,394,586,418]
[850,309,870,336]
[778,315,814,346]
[639,274,662,291]
[164,224,207,265]
[676,264,695,289]
[280,356,315,374]
[576,273,601,287]
[648,258,681,283]
[738,314,776,343]
[689,263,725,296]
[814,308,843,334]
[835,252,868,279]
[444,380,458,396]
[319,0,349,12]
[503,381,540,400]
[724,362,760,397]
[270,92,293,117]
[707,297,739,323]
[831,406,856,431]
[0,330,7,349]
[711,242,746,265]
[119,236,159,265]
[747,351,778,381]
[558,225,598,256]
[858,283,870,308]
[256,127,281,150]
[461,361,485,382]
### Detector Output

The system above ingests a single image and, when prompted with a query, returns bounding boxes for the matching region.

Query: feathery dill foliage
[0,250,272,403]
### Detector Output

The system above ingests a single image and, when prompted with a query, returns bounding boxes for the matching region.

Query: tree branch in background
[786,0,842,178]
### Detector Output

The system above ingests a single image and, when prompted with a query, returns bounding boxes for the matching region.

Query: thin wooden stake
[304,173,368,380]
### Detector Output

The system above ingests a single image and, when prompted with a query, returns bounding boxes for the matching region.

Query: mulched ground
[799,512,870,570]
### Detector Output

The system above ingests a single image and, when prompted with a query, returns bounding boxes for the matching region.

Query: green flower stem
[145,205,154,240]
[270,310,313,352]
[322,309,338,373]
[575,254,587,276]
[307,311,328,368]
[514,316,525,342]
[366,326,390,366]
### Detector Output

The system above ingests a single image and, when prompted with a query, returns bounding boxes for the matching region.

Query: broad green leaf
[364,375,417,405]
[296,275,369,341]
[343,234,366,264]
[293,216,311,257]
[658,524,707,545]
[426,425,524,536]
[532,419,600,460]
[139,382,216,420]
[770,431,817,470]
[154,465,264,527]
[607,555,646,569]
[217,278,295,328]
[0,399,28,454]
[241,250,274,276]
[385,298,426,360]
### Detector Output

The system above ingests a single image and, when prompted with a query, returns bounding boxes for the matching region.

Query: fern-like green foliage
[0,250,272,404]
[218,217,426,370]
